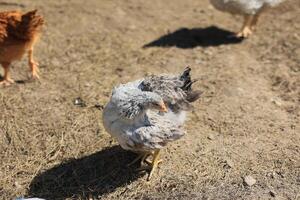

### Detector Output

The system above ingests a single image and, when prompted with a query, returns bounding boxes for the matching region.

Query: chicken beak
[159,101,168,112]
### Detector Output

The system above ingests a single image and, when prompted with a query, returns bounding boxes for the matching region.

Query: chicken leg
[236,15,254,38]
[28,48,40,79]
[127,152,150,167]
[147,149,162,181]
[135,150,163,180]
[250,7,266,32]
[0,62,14,86]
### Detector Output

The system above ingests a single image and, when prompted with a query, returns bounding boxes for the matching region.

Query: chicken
[0,10,44,86]
[210,0,285,37]
[102,67,201,180]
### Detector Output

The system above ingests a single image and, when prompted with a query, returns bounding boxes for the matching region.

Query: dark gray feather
[139,67,201,113]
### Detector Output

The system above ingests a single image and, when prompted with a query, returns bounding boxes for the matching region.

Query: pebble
[266,171,276,179]
[271,97,282,106]
[84,83,91,87]
[244,175,256,186]
[73,97,86,107]
[225,159,234,168]
[269,190,276,197]
[207,133,215,140]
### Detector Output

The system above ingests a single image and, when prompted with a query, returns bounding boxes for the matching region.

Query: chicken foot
[0,62,14,86]
[134,150,162,181]
[127,152,151,167]
[236,15,254,38]
[28,48,40,79]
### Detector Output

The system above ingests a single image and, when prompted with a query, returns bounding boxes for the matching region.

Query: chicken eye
[153,102,160,106]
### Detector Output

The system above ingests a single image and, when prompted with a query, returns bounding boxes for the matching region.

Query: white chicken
[102,67,201,180]
[210,0,285,37]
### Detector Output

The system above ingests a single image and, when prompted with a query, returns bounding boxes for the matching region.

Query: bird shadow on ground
[14,80,27,84]
[0,1,25,7]
[0,75,26,85]
[28,146,144,200]
[143,26,244,48]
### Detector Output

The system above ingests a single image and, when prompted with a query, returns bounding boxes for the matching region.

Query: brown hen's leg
[236,15,254,38]
[0,62,14,86]
[28,48,40,79]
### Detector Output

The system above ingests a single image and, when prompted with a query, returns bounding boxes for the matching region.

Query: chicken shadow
[28,146,145,200]
[143,26,243,48]
[0,1,25,7]
[0,75,27,85]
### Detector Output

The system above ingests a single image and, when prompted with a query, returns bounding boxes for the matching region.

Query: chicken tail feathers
[186,90,202,102]
[180,66,200,92]
[14,9,44,41]
[180,66,192,91]
[180,66,202,102]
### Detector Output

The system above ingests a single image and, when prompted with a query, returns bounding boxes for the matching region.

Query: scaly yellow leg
[135,150,163,180]
[147,149,161,181]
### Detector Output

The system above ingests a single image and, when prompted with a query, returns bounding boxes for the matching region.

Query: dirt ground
[0,0,299,199]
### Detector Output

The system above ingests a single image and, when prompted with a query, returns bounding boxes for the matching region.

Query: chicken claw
[236,26,253,38]
[127,153,150,167]
[235,15,254,38]
[134,150,163,181]
[29,61,40,79]
[0,62,14,86]
[0,78,14,86]
[29,62,40,79]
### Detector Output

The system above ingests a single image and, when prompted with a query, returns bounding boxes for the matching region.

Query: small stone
[271,97,282,106]
[207,133,215,140]
[269,190,276,197]
[225,159,234,168]
[266,172,276,179]
[73,97,86,107]
[244,175,256,186]
[84,82,91,87]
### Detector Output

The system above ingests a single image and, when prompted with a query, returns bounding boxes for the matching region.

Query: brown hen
[0,10,44,86]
